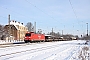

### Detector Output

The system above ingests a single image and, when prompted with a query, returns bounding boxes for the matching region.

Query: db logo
[38,36,41,39]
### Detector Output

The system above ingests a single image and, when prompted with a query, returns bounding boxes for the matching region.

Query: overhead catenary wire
[68,0,80,27]
[69,0,78,20]
[0,1,56,23]
[0,6,30,19]
[0,6,31,25]
[0,15,7,19]
[25,0,56,20]
[25,0,69,32]
[68,0,86,36]
[0,4,56,30]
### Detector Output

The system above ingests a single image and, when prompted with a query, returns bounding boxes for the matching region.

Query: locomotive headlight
[29,37,31,38]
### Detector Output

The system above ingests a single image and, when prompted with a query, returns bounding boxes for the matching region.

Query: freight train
[24,32,77,43]
[24,32,61,43]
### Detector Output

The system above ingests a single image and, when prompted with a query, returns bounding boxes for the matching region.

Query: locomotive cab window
[25,33,31,36]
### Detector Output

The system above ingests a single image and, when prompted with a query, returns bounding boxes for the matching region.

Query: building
[4,20,28,40]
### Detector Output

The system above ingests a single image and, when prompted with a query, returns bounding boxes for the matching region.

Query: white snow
[0,40,90,60]
[10,20,25,27]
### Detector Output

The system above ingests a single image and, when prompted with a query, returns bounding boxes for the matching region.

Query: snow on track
[0,40,88,60]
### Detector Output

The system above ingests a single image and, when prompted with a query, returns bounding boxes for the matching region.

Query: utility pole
[52,28,53,36]
[62,30,63,36]
[8,15,10,40]
[34,22,36,33]
[86,23,88,37]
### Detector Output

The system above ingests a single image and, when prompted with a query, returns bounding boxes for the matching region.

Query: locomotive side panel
[24,32,45,43]
[31,34,45,41]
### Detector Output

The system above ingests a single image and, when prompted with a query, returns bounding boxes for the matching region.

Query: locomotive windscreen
[25,33,31,36]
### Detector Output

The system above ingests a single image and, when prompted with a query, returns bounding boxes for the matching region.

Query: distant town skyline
[0,0,90,36]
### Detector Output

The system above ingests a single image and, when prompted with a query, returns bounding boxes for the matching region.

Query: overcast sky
[0,0,90,36]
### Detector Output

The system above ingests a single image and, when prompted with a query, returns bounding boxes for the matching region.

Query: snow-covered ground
[0,40,90,60]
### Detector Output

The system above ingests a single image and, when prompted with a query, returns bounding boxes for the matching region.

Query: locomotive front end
[24,33,31,43]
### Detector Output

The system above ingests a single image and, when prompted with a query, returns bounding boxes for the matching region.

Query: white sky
[0,0,90,36]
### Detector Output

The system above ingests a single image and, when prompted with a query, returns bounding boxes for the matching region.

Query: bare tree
[0,24,8,40]
[26,22,34,32]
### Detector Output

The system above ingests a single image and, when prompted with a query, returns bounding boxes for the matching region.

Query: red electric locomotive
[24,32,45,43]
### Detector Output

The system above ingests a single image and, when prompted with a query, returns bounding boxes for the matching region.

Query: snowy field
[0,40,90,60]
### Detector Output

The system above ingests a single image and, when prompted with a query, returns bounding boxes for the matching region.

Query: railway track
[0,41,81,60]
[0,42,70,60]
[0,40,86,60]
[0,42,45,48]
